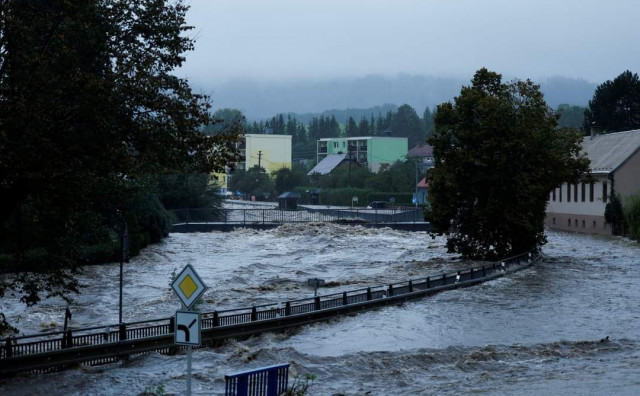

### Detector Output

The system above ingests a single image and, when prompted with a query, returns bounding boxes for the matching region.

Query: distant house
[416,177,429,204]
[546,129,640,235]
[407,144,435,166]
[316,136,407,173]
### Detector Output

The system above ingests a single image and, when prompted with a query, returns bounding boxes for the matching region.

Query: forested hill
[284,104,398,125]
[203,74,596,121]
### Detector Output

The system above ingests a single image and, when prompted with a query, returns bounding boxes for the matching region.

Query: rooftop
[407,144,434,158]
[582,129,640,174]
[307,153,348,175]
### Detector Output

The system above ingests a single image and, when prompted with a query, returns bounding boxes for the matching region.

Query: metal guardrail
[170,207,425,225]
[225,363,289,396]
[0,250,539,376]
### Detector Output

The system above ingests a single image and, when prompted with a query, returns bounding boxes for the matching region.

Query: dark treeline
[0,0,240,334]
[241,104,436,160]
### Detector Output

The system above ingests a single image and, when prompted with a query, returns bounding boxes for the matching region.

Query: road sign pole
[187,345,192,396]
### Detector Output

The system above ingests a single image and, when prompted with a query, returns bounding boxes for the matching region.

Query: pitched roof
[307,154,348,175]
[582,129,640,174]
[278,192,301,199]
[407,144,434,158]
[417,177,429,188]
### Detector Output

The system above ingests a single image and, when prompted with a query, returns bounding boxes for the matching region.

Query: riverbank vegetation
[427,68,590,259]
[0,0,241,334]
[228,158,424,207]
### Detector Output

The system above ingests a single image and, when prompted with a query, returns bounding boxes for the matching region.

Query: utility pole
[348,150,352,187]
[119,223,129,324]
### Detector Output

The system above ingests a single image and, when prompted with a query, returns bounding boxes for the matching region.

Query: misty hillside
[203,74,596,121]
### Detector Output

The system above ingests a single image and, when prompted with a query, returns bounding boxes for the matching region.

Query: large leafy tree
[583,70,640,133]
[390,104,423,148]
[0,0,240,333]
[427,68,589,259]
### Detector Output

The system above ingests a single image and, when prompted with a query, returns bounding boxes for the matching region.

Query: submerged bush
[623,194,640,241]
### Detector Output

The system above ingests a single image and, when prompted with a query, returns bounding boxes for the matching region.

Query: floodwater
[1,223,639,395]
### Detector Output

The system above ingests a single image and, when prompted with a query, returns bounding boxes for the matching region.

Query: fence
[225,364,289,396]
[171,207,424,225]
[0,250,539,376]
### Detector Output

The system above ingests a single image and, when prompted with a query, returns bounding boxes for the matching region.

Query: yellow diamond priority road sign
[171,265,207,309]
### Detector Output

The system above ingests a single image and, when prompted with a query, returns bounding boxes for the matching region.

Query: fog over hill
[200,74,596,121]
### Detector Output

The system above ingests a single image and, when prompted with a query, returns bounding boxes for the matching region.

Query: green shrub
[624,194,640,241]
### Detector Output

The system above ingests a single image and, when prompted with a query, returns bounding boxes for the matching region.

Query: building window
[574,184,578,201]
[552,189,556,201]
[333,142,339,148]
[581,182,586,202]
[589,182,594,202]
[568,218,571,226]
[553,217,556,225]
[559,185,562,202]
[342,141,346,147]
[575,219,578,227]
[567,184,571,202]
[582,220,585,228]
[593,220,597,228]
[603,181,608,202]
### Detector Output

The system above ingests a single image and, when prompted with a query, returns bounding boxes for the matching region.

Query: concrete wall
[369,137,408,171]
[245,134,292,174]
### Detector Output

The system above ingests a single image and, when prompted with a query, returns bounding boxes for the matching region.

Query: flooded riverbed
[1,225,639,395]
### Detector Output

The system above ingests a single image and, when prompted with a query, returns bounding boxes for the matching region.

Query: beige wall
[614,148,640,197]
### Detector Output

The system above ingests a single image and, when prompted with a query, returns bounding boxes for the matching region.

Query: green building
[316,136,408,173]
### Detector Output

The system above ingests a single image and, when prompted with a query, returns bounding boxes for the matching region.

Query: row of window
[550,181,608,203]
[551,217,603,229]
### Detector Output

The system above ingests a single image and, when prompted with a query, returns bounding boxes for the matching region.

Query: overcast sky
[181,0,639,86]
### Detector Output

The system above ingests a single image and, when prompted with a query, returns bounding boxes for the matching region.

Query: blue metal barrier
[225,363,290,396]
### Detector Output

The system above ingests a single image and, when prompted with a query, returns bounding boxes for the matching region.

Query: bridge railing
[0,250,538,369]
[170,207,424,225]
[225,363,289,396]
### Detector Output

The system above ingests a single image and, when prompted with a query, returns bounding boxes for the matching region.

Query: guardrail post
[119,323,127,341]
[408,280,413,292]
[62,330,73,348]
[285,301,291,316]
[262,210,265,224]
[388,284,393,297]
[5,337,13,358]
[213,311,219,327]
[366,287,372,300]
[251,306,257,321]
[342,292,348,305]
[314,296,321,310]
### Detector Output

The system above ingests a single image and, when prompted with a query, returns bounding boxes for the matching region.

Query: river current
[1,223,639,395]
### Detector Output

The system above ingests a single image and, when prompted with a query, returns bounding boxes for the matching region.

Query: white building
[546,129,640,235]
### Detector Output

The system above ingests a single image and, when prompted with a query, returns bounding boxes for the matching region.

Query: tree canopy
[0,0,240,334]
[427,68,590,259]
[583,70,640,133]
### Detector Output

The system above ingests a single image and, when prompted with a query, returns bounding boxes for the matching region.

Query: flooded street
[1,225,639,395]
